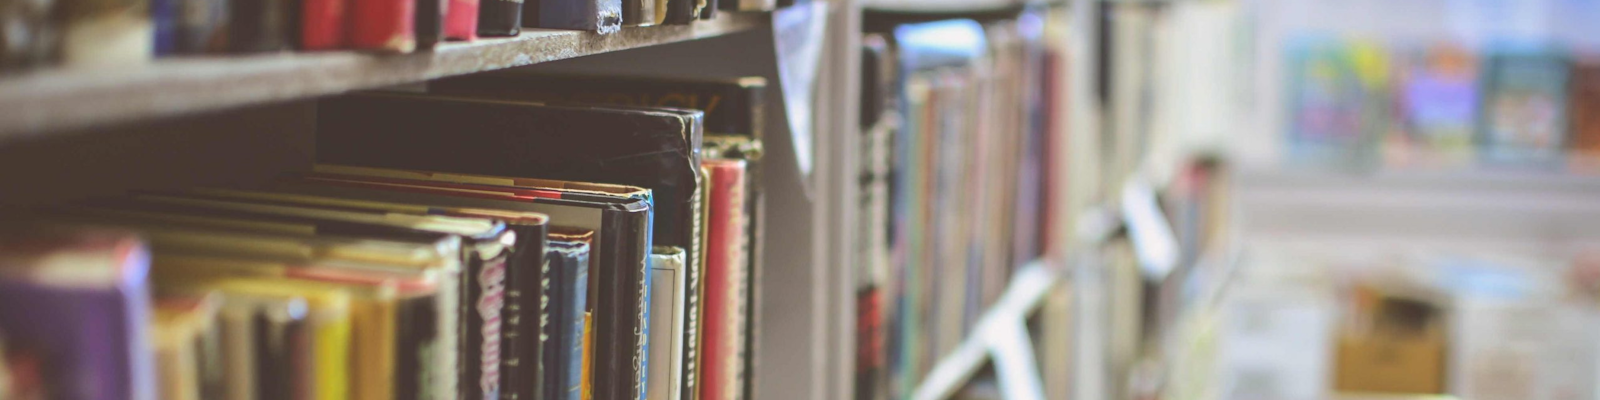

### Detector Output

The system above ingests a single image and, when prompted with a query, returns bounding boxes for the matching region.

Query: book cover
[264,175,653,400]
[1479,48,1571,163]
[350,0,415,52]
[647,247,687,400]
[547,230,594,400]
[0,229,155,400]
[1397,46,1479,163]
[699,159,746,400]
[1284,38,1389,168]
[534,0,619,33]
[476,0,522,36]
[301,0,346,50]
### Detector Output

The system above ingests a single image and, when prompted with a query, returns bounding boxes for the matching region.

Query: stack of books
[854,7,1065,400]
[0,74,765,400]
[0,0,782,73]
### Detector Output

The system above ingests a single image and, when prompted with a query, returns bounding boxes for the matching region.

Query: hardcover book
[1570,60,1600,158]
[0,229,155,400]
[301,0,345,49]
[350,0,415,52]
[476,0,522,36]
[547,229,594,400]
[414,0,444,48]
[699,159,746,400]
[647,247,687,400]
[1479,49,1571,163]
[226,0,295,52]
[443,0,477,40]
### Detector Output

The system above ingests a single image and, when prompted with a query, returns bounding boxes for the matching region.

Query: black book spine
[226,0,295,52]
[477,0,523,36]
[535,0,620,33]
[661,0,693,24]
[415,0,444,48]
[504,224,549,400]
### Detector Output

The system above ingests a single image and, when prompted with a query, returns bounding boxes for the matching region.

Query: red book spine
[348,0,416,52]
[699,159,748,400]
[302,0,348,49]
[444,0,478,40]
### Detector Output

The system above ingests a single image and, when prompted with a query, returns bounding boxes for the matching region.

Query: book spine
[699,160,747,400]
[225,0,295,52]
[0,0,56,70]
[475,0,521,36]
[536,0,620,33]
[465,256,506,400]
[544,239,591,400]
[620,0,654,27]
[414,0,444,48]
[152,0,177,54]
[174,0,225,53]
[349,0,415,52]
[503,227,547,400]
[58,0,153,67]
[647,249,687,400]
[661,0,693,25]
[301,0,347,49]
[443,0,477,40]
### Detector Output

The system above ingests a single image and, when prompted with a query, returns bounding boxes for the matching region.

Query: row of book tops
[1158,244,1600,400]
[852,7,1066,400]
[0,72,768,400]
[1283,37,1600,172]
[0,0,786,74]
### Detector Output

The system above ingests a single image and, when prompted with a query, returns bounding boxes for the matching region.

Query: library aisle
[0,0,1597,399]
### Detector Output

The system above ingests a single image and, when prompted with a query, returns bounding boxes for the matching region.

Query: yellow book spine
[581,312,595,400]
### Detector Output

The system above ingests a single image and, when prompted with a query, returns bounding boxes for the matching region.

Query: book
[301,0,345,49]
[150,293,223,400]
[414,0,444,48]
[661,0,696,25]
[0,0,56,70]
[714,0,767,12]
[1478,48,1571,163]
[0,229,155,400]
[647,247,688,400]
[262,174,653,400]
[349,0,414,52]
[1570,60,1600,159]
[854,33,893,400]
[57,0,152,67]
[225,0,295,52]
[476,0,521,36]
[1396,46,1479,163]
[533,0,620,33]
[621,0,656,27]
[548,229,594,400]
[443,0,477,40]
[699,159,746,400]
[1284,38,1390,168]
[174,0,226,53]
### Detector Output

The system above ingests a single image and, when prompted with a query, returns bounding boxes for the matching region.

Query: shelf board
[912,261,1060,400]
[862,0,1055,14]
[0,11,769,141]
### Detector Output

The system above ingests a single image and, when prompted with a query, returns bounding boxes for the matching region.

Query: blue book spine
[546,239,590,400]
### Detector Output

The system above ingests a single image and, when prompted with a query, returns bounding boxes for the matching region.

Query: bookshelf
[0,12,767,140]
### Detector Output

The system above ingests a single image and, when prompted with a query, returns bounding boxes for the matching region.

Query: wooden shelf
[0,11,769,141]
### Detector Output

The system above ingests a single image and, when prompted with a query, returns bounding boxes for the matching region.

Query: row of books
[0,0,781,73]
[0,73,768,400]
[854,7,1064,400]
[1285,39,1600,169]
